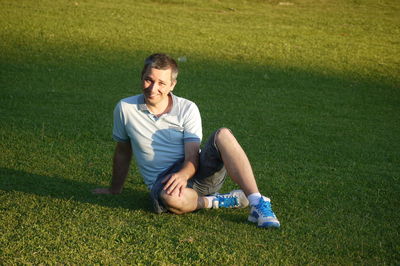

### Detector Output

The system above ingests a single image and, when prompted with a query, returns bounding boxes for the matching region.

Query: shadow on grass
[0,167,265,227]
[0,167,151,211]
[202,209,253,226]
[1,46,398,145]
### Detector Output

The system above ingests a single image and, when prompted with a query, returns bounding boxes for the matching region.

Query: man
[93,53,280,228]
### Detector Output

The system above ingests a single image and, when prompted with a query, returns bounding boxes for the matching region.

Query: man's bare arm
[162,142,200,196]
[92,141,132,194]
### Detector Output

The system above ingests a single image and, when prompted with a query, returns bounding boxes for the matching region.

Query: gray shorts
[150,129,227,213]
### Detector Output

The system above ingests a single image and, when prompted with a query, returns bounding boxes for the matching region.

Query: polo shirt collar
[137,93,178,116]
[169,93,179,116]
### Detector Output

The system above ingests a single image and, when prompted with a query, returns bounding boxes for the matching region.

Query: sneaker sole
[248,215,280,228]
[259,222,280,228]
[232,190,249,208]
[248,215,258,223]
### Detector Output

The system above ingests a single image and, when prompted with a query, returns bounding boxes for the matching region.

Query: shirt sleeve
[112,101,130,142]
[183,102,202,143]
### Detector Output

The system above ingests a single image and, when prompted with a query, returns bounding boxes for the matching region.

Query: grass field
[1,0,399,264]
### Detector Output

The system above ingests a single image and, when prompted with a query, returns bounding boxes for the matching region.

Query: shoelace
[257,199,273,217]
[216,196,239,207]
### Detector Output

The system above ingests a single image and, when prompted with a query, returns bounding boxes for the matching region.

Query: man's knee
[159,190,185,215]
[215,127,235,145]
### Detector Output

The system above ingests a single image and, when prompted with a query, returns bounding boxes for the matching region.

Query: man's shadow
[0,167,150,211]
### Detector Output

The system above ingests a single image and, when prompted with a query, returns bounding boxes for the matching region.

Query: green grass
[1,0,399,264]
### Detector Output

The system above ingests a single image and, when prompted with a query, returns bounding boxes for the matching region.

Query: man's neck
[146,94,173,117]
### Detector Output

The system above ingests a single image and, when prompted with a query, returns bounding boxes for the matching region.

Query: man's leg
[214,128,259,196]
[159,187,207,214]
[214,128,280,228]
[150,161,209,214]
[157,129,247,214]
[155,128,280,228]
[159,187,247,214]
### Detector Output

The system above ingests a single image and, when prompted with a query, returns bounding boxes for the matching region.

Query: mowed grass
[1,0,399,264]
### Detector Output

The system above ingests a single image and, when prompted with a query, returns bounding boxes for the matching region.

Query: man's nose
[145,83,155,94]
[148,82,159,92]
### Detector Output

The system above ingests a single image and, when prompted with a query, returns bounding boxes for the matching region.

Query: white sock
[248,193,262,206]
[204,196,216,208]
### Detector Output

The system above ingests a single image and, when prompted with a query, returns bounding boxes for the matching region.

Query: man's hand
[92,187,121,195]
[162,173,188,197]
[161,142,200,197]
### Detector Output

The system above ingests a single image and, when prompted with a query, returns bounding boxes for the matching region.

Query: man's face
[142,67,176,107]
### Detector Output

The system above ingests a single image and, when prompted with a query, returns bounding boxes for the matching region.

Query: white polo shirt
[112,93,202,189]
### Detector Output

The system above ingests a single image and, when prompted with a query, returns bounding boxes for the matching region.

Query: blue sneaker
[248,197,280,228]
[212,190,249,209]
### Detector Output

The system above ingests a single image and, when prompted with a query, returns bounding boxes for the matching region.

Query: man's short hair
[141,53,178,83]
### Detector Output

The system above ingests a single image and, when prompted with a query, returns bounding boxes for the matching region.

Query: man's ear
[170,80,177,91]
